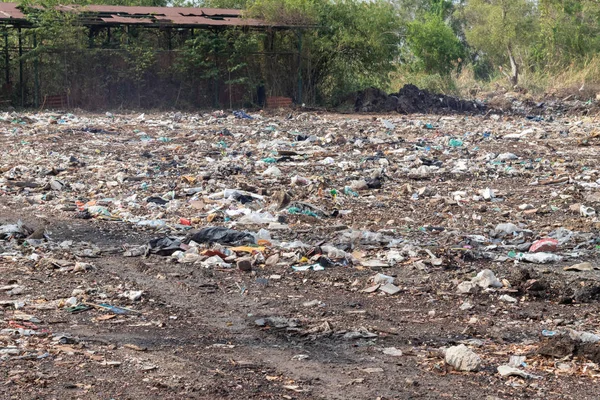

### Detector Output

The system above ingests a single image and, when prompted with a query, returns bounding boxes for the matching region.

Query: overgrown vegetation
[4,0,600,109]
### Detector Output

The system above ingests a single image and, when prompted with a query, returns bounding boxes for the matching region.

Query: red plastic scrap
[529,238,558,253]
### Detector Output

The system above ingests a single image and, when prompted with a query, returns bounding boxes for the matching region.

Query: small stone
[445,344,481,372]
[569,203,582,213]
[74,262,93,272]
[271,190,291,210]
[302,300,321,307]
[382,347,403,357]
[459,301,473,311]
[237,257,253,272]
[457,281,477,294]
[362,367,384,374]
[404,378,417,387]
[499,294,517,303]
[584,192,600,203]
[417,186,433,197]
[350,180,369,191]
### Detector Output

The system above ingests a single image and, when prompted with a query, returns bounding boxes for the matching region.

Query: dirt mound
[353,84,485,114]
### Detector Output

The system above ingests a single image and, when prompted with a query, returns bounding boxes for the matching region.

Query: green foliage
[406,13,465,75]
[246,0,402,103]
[177,29,260,79]
[178,31,226,80]
[460,0,538,67]
[123,41,155,84]
[391,67,458,94]
[315,0,401,101]
[248,0,319,25]
[176,28,262,106]
[537,0,600,65]
[15,0,600,109]
[20,0,87,52]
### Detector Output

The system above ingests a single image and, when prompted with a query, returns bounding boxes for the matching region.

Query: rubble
[352,84,485,114]
[445,344,481,371]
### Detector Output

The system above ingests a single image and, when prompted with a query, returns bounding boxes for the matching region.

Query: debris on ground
[351,84,485,113]
[0,108,600,398]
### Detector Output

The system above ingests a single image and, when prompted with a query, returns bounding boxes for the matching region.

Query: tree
[406,13,465,75]
[248,0,402,103]
[461,0,539,86]
[537,0,600,66]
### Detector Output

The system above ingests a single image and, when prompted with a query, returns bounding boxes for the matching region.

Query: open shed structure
[0,3,308,109]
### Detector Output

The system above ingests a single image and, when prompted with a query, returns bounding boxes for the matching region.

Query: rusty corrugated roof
[0,3,282,28]
[0,2,26,21]
[100,15,154,25]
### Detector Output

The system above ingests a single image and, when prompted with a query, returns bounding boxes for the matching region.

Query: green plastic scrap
[65,305,91,314]
[344,187,359,197]
[97,303,140,315]
[448,138,463,147]
[287,207,319,218]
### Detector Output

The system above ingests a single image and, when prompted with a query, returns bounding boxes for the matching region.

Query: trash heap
[1,108,600,396]
[352,84,486,113]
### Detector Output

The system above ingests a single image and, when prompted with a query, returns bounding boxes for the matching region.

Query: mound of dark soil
[352,84,485,114]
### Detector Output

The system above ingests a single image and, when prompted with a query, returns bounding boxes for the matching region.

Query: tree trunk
[507,45,518,87]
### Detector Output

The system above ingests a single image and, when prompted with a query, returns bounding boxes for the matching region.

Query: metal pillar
[4,31,9,86]
[88,27,94,48]
[297,29,303,105]
[33,32,38,107]
[18,27,23,107]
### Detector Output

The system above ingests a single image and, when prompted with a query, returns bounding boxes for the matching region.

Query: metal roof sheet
[0,3,26,20]
[0,3,281,28]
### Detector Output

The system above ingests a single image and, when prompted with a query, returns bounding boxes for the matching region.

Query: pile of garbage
[1,108,600,396]
[352,84,485,114]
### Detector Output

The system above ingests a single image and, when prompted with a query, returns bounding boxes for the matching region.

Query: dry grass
[542,57,600,100]
[389,68,458,96]
[389,56,600,102]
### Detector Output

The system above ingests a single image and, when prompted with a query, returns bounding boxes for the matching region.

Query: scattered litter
[445,344,481,372]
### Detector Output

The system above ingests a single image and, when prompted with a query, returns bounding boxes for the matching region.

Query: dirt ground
[1,110,600,399]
